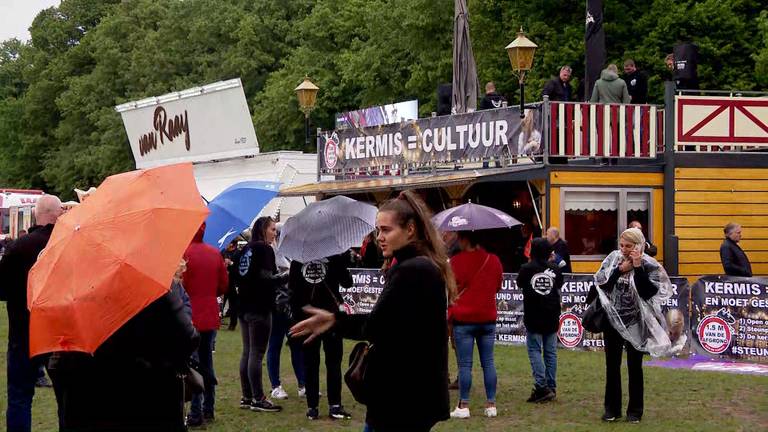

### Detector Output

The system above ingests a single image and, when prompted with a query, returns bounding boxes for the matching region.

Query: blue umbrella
[432,202,521,231]
[203,181,280,250]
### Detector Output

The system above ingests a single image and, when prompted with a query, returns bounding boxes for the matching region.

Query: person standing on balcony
[479,82,507,110]
[590,64,630,104]
[623,60,648,104]
[720,223,752,277]
[542,66,573,102]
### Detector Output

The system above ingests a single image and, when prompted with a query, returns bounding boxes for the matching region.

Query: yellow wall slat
[675,191,768,203]
[550,171,664,186]
[549,187,561,228]
[678,239,768,251]
[676,168,768,180]
[679,251,768,263]
[679,263,768,276]
[675,179,768,192]
[571,261,601,274]
[675,203,768,215]
[676,215,768,227]
[677,227,768,239]
[652,189,664,261]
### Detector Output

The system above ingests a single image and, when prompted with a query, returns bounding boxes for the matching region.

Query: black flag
[585,0,606,101]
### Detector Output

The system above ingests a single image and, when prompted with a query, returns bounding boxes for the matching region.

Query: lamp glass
[294,77,319,112]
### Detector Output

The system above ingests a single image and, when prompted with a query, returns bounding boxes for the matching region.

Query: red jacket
[448,248,503,323]
[182,225,229,331]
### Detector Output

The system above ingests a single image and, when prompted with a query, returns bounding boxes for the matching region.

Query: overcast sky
[0,0,61,42]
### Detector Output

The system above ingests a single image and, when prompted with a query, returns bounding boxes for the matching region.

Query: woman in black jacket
[587,228,671,424]
[290,190,457,432]
[48,287,198,431]
[237,216,288,413]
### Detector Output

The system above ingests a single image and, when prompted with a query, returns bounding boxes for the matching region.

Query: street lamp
[295,76,319,149]
[505,27,538,117]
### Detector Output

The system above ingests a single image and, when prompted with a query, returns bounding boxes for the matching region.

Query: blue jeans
[267,310,305,389]
[190,331,217,419]
[453,323,497,403]
[7,338,43,432]
[526,332,558,390]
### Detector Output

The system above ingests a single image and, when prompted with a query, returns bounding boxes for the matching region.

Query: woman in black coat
[48,288,199,431]
[291,191,456,432]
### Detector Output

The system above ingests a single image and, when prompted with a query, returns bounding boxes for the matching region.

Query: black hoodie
[517,238,563,334]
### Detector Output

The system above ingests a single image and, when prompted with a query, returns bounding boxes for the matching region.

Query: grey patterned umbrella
[276,196,377,263]
[432,202,521,231]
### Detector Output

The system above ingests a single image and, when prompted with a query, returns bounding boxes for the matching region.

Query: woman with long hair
[587,228,671,424]
[448,231,503,419]
[237,216,288,413]
[290,190,456,431]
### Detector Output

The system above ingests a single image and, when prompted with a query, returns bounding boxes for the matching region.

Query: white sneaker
[485,406,497,418]
[298,387,306,398]
[450,407,470,419]
[270,385,288,400]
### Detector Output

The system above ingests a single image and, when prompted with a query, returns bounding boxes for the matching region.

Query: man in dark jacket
[182,223,229,426]
[0,195,62,432]
[542,66,573,102]
[517,238,563,404]
[623,59,648,104]
[479,82,507,110]
[546,227,572,273]
[628,221,657,257]
[289,253,353,420]
[720,223,752,277]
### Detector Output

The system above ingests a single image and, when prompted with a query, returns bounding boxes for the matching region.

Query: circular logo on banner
[697,315,732,354]
[324,135,338,169]
[302,261,327,284]
[558,313,584,348]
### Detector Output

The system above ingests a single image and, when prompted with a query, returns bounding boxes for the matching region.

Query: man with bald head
[0,194,63,432]
[545,227,572,273]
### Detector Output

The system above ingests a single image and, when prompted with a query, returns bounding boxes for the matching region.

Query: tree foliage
[0,0,765,198]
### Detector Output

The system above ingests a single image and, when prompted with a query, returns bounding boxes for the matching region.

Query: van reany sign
[116,79,259,169]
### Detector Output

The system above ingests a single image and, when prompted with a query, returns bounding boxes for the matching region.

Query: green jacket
[590,69,630,104]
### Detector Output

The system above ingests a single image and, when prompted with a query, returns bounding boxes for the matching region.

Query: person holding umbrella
[448,230,503,419]
[290,190,455,432]
[289,252,354,420]
[26,164,209,431]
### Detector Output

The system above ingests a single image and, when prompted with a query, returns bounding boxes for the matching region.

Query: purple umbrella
[432,202,521,231]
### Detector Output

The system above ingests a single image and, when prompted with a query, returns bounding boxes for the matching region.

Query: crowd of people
[0,189,757,431]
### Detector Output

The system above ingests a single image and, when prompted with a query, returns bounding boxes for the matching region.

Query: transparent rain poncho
[594,250,673,357]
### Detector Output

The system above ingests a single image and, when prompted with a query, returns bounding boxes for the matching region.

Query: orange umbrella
[27,163,209,357]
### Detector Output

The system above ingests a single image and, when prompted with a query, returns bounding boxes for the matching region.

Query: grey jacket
[590,69,630,104]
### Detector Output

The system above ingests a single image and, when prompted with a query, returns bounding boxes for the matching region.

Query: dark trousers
[603,325,644,418]
[6,337,43,432]
[239,312,272,400]
[190,331,217,419]
[224,290,239,330]
[303,331,343,409]
[267,310,306,389]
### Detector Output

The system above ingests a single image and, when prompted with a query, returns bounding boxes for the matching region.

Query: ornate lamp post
[294,76,319,149]
[505,28,538,117]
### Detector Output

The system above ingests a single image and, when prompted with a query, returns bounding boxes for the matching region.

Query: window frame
[560,186,654,261]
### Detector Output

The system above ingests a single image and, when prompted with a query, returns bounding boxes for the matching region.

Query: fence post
[663,81,679,275]
[316,128,322,182]
[543,95,550,165]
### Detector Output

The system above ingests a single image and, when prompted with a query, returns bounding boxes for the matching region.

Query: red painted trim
[551,103,559,155]
[641,106,650,156]
[566,104,574,156]
[611,105,619,157]
[596,105,604,156]
[582,104,590,156]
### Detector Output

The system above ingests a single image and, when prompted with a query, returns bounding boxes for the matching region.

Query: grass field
[1,315,766,432]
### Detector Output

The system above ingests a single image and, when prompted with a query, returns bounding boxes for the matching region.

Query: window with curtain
[563,189,652,258]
